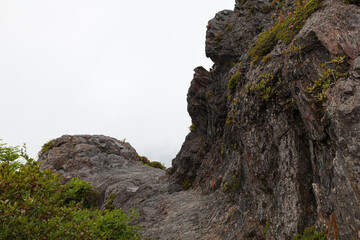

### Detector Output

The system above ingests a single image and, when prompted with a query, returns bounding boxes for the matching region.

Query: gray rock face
[39,135,166,208]
[39,0,360,239]
[171,0,360,239]
[38,135,222,240]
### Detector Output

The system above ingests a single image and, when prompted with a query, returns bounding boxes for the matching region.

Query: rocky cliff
[39,0,360,239]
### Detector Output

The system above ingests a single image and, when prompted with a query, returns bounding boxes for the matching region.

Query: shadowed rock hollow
[39,0,360,239]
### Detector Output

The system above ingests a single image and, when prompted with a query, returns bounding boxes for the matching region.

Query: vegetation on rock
[137,154,166,170]
[305,56,348,105]
[228,70,241,90]
[0,140,142,240]
[248,0,324,64]
[41,139,54,153]
[292,226,326,240]
[189,123,196,132]
[245,73,282,101]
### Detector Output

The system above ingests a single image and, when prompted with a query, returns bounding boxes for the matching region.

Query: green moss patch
[305,56,348,105]
[249,0,324,64]
[228,71,242,90]
[245,73,282,101]
[41,139,54,153]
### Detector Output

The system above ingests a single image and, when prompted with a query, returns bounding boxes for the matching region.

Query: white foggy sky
[0,0,234,167]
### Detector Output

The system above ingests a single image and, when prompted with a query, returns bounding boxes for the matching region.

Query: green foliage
[104,193,116,210]
[264,219,271,236]
[245,73,282,101]
[41,139,54,153]
[137,154,151,165]
[226,110,238,126]
[225,23,233,31]
[206,91,212,99]
[183,181,192,190]
[228,71,242,90]
[224,172,240,193]
[249,0,323,64]
[221,142,226,154]
[281,43,305,55]
[189,123,196,132]
[292,226,326,240]
[0,140,142,240]
[149,161,166,170]
[137,154,166,170]
[61,177,98,209]
[305,56,347,105]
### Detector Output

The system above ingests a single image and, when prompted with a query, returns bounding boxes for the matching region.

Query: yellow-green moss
[41,139,54,153]
[183,181,192,190]
[137,154,151,165]
[245,73,282,101]
[228,71,242,90]
[249,0,324,64]
[305,56,348,105]
[224,172,240,193]
[189,123,196,132]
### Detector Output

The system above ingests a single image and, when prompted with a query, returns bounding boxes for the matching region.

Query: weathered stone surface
[38,135,222,240]
[38,135,165,207]
[39,0,360,239]
[172,0,360,238]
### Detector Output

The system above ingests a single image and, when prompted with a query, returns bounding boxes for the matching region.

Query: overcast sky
[0,0,234,167]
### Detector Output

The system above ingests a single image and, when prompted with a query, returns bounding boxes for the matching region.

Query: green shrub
[292,226,326,240]
[137,154,151,165]
[137,154,166,170]
[61,177,98,208]
[149,161,166,170]
[0,140,142,240]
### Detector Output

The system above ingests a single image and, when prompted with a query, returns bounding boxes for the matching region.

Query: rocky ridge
[39,0,360,239]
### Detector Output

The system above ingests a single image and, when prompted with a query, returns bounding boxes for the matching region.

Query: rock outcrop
[39,0,360,239]
[38,135,221,240]
[171,0,360,238]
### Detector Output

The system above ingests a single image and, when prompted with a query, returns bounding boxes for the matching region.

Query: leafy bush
[137,154,166,170]
[61,177,99,209]
[0,140,142,240]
